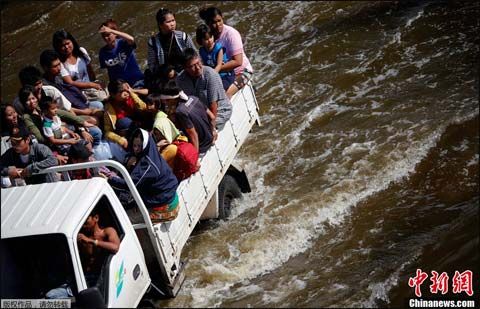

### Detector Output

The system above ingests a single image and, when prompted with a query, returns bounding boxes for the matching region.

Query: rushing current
[1,1,478,307]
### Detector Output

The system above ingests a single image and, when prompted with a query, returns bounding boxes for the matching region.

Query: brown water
[1,1,479,307]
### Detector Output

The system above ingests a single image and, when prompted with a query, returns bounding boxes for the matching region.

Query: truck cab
[1,178,150,307]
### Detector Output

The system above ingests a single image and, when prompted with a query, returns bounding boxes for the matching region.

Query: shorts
[221,72,235,91]
[233,69,253,90]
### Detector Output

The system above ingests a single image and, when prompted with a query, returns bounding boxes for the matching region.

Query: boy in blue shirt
[98,19,146,94]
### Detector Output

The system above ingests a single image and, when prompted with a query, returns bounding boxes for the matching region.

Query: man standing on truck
[77,208,120,287]
[1,126,58,185]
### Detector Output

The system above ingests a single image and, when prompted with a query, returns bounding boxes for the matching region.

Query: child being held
[196,24,235,91]
[40,96,81,155]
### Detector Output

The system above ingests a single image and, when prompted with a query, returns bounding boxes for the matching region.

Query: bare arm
[220,53,242,73]
[205,109,218,142]
[62,125,78,138]
[70,108,101,125]
[209,101,218,119]
[100,227,120,254]
[185,127,199,152]
[214,49,224,73]
[206,108,216,128]
[99,25,135,45]
[71,107,92,116]
[46,135,79,146]
[62,74,101,90]
[131,88,149,96]
[124,84,147,109]
[77,227,120,254]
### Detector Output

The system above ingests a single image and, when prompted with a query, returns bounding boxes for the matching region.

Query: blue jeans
[108,141,128,163]
[88,126,103,147]
[88,100,104,110]
[46,283,73,299]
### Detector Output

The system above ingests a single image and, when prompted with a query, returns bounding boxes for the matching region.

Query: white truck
[1,82,260,308]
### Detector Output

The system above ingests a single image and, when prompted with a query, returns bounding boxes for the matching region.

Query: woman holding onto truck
[108,128,180,223]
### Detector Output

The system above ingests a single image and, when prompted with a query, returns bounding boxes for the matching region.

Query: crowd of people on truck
[1,6,253,225]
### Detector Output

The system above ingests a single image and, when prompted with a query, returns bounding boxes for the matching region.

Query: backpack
[172,138,199,181]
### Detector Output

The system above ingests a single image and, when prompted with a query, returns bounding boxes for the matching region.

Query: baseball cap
[68,140,93,160]
[8,126,30,142]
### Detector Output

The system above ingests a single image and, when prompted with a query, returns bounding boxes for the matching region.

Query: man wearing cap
[176,48,232,131]
[0,126,57,185]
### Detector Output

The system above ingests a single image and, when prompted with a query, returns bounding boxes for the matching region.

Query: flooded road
[1,1,478,307]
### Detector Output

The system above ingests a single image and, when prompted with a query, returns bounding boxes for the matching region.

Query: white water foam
[389,3,427,45]
[341,141,376,157]
[276,2,312,32]
[178,120,456,307]
[283,93,350,152]
[356,251,421,308]
[349,68,399,100]
[466,154,479,167]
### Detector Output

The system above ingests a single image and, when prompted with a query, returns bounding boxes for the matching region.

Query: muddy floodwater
[1,1,478,307]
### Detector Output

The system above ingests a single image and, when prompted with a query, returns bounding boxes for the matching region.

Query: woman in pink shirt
[199,6,253,98]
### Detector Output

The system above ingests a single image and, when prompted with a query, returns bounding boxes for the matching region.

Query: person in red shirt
[103,79,147,162]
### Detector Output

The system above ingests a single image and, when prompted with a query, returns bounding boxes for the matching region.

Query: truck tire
[218,174,242,219]
[138,299,156,308]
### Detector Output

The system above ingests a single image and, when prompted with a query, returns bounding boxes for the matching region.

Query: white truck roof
[1,178,106,239]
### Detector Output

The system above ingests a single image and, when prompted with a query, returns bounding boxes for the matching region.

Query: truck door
[74,194,150,308]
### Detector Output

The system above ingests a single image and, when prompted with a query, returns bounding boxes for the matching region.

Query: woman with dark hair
[199,6,254,98]
[1,103,22,137]
[108,128,180,223]
[0,102,65,166]
[52,29,108,102]
[17,85,46,144]
[147,8,196,76]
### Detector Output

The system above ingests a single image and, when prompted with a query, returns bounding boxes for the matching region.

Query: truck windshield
[1,233,77,299]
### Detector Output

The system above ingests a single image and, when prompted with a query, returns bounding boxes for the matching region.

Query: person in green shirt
[18,85,103,152]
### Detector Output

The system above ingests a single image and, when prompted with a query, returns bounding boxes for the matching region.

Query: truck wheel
[218,174,242,219]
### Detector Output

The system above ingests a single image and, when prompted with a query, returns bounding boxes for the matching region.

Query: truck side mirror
[77,286,106,308]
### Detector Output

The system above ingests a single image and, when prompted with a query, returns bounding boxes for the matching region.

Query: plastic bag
[93,140,112,161]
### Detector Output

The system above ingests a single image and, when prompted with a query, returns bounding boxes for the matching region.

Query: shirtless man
[77,209,120,287]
